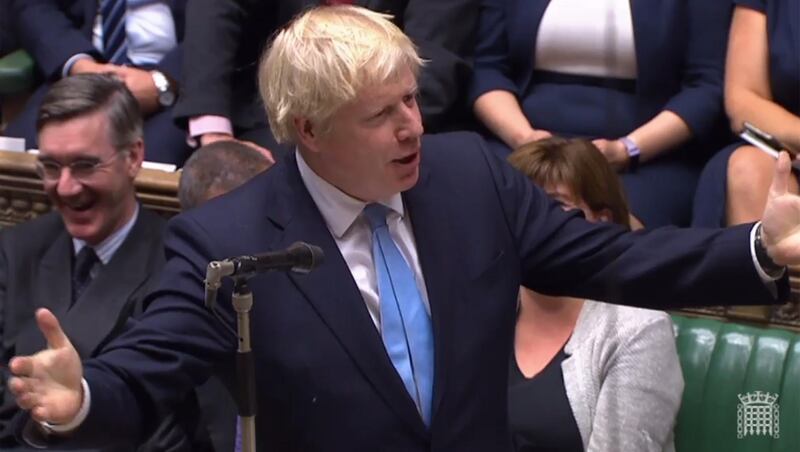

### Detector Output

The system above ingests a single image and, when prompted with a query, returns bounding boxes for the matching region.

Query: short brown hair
[36,73,142,151]
[508,137,630,228]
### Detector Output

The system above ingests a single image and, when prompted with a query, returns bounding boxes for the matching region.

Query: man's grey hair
[178,140,272,210]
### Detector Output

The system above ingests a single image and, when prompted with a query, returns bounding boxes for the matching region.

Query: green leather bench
[672,315,800,451]
[0,49,34,96]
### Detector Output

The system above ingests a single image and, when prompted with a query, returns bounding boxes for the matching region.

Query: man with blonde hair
[8,6,800,451]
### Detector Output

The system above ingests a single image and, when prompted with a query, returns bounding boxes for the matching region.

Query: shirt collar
[295,150,404,238]
[72,204,140,264]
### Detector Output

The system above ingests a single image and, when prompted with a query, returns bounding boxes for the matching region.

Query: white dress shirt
[62,1,176,76]
[296,151,432,330]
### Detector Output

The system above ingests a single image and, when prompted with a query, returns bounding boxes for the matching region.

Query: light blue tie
[364,203,434,426]
[100,0,129,64]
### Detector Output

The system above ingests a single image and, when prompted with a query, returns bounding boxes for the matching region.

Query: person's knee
[727,145,775,195]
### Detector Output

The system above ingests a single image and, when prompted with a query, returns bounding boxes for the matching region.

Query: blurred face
[299,66,424,201]
[545,183,605,223]
[37,109,143,245]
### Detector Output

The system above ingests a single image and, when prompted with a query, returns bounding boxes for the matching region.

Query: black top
[508,347,584,452]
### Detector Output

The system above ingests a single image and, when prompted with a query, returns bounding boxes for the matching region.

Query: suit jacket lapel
[14,228,73,356]
[403,161,457,424]
[267,156,429,437]
[64,210,161,357]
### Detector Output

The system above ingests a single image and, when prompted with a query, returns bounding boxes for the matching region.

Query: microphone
[204,242,324,309]
[231,241,324,275]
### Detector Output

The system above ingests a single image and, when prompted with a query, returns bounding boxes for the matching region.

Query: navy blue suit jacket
[469,0,731,140]
[41,132,784,451]
[10,0,186,80]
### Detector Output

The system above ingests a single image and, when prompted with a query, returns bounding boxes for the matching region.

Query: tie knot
[74,247,99,280]
[363,203,390,231]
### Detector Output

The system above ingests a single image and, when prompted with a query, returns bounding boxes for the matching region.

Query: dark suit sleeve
[156,1,187,94]
[475,136,788,308]
[10,0,99,79]
[467,0,519,106]
[661,0,731,137]
[171,0,255,126]
[59,215,238,447]
[398,0,478,131]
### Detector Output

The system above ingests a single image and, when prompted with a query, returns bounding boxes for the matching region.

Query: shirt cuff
[62,54,95,78]
[188,115,234,138]
[40,378,91,433]
[750,221,785,283]
[187,115,234,148]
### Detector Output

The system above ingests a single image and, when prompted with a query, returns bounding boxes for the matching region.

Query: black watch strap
[755,223,784,277]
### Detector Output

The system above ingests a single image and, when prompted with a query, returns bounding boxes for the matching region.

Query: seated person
[0,74,206,451]
[469,0,733,227]
[174,0,479,160]
[693,0,800,227]
[178,140,272,210]
[0,0,15,57]
[177,139,271,452]
[507,137,684,451]
[4,0,189,165]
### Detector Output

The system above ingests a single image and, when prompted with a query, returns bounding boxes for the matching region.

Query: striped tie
[101,0,129,64]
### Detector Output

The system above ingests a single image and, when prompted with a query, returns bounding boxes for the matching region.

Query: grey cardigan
[562,301,683,452]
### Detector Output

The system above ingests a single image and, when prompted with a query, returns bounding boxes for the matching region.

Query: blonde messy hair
[259,5,423,143]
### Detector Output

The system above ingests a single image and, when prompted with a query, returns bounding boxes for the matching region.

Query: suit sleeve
[399,0,478,131]
[467,0,519,106]
[586,313,683,451]
[476,136,789,309]
[171,0,254,126]
[661,0,731,137]
[60,214,238,447]
[10,0,99,79]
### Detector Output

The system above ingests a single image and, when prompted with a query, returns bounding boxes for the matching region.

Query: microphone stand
[232,277,257,452]
[203,242,324,452]
[205,263,258,452]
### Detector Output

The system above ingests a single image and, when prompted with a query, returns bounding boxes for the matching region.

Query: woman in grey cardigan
[507,137,684,452]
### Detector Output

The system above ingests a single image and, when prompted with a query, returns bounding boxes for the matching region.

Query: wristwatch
[150,70,176,108]
[754,223,785,278]
[619,136,641,173]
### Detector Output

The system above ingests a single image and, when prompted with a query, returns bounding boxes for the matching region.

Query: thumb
[36,308,69,349]
[770,151,792,198]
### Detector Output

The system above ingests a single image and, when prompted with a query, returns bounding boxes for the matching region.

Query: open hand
[8,309,83,425]
[761,152,800,265]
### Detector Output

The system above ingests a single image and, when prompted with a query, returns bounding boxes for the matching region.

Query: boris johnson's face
[37,110,143,246]
[299,66,424,202]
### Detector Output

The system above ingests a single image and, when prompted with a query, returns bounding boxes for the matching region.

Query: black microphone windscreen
[288,242,325,273]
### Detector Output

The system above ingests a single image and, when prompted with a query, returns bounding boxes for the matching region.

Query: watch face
[160,90,176,107]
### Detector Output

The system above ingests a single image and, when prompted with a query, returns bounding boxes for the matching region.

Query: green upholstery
[0,49,35,96]
[672,315,800,451]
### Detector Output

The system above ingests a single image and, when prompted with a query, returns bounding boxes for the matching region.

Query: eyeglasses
[35,151,127,182]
